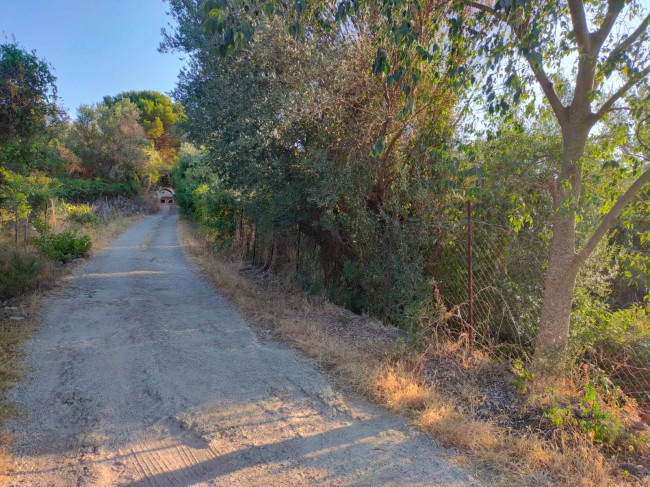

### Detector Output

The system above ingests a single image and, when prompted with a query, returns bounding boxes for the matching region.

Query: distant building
[157,188,175,204]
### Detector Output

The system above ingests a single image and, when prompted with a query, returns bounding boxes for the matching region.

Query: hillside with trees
[162,0,650,482]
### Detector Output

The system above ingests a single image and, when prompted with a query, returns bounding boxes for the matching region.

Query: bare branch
[575,165,650,265]
[463,1,500,18]
[567,0,591,52]
[601,13,650,71]
[592,64,650,121]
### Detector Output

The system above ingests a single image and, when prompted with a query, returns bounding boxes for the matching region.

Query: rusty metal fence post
[382,211,395,327]
[467,199,474,350]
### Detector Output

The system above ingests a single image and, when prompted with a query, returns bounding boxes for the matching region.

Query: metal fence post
[382,211,395,327]
[467,199,474,350]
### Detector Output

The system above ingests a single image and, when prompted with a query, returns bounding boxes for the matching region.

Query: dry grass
[178,219,646,487]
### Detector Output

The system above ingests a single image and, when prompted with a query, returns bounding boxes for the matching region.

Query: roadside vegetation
[165,0,650,484]
[0,41,183,469]
[179,219,638,486]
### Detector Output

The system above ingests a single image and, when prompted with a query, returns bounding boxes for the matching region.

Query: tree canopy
[104,90,185,164]
[0,43,60,144]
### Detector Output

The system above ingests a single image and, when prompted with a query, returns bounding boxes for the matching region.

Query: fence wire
[397,203,649,418]
[253,200,649,417]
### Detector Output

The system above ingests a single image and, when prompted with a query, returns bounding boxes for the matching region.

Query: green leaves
[386,68,402,86]
[372,48,388,75]
[294,0,306,15]
[371,137,386,158]
[288,21,302,40]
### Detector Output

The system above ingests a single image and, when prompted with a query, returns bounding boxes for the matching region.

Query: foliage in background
[54,178,139,203]
[0,42,181,304]
[0,42,67,177]
[0,42,60,145]
[66,99,153,182]
[63,203,98,225]
[104,90,186,165]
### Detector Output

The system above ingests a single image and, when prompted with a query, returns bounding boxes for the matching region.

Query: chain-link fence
[416,202,542,361]
[394,200,649,418]
[249,198,649,418]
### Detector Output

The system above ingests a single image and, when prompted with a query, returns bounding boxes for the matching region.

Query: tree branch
[575,165,650,265]
[464,0,567,122]
[567,0,591,53]
[592,64,650,121]
[601,13,650,71]
[463,1,500,18]
[591,0,625,52]
[529,60,567,125]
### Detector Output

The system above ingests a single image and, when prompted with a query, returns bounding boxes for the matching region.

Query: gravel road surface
[4,208,480,486]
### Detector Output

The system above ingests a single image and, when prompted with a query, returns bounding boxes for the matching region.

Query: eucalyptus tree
[454,0,650,365]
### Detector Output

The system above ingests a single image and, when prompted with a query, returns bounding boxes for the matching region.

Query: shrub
[64,203,98,224]
[36,231,91,263]
[54,178,139,203]
[0,251,42,298]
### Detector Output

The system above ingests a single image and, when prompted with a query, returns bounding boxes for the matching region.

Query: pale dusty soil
[2,208,480,486]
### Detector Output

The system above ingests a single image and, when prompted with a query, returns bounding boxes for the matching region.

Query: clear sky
[0,0,185,117]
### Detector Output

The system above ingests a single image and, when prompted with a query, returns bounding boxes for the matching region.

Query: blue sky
[0,0,186,116]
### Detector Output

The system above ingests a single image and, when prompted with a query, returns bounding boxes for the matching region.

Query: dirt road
[5,208,480,486]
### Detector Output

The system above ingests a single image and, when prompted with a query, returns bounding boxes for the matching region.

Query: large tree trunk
[534,124,589,368]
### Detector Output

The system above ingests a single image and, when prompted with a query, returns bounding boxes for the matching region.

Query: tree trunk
[533,124,588,368]
[534,212,580,366]
[234,213,244,257]
[47,199,56,229]
[23,215,29,251]
[249,224,257,262]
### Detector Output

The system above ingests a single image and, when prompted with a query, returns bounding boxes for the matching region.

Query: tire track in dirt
[3,207,481,486]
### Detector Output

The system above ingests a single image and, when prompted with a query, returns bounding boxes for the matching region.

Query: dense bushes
[171,147,238,241]
[55,178,139,203]
[35,231,91,263]
[0,251,43,299]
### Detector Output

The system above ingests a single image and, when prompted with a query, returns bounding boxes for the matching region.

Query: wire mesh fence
[421,203,542,361]
[249,197,649,418]
[396,200,649,418]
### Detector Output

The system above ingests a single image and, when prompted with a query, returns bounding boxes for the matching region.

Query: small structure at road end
[157,188,175,205]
